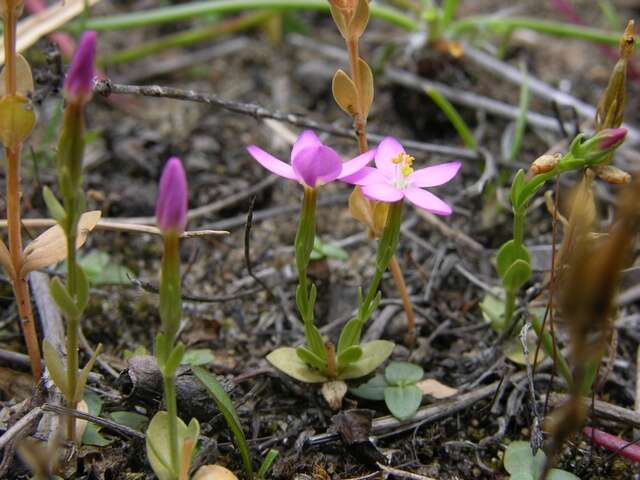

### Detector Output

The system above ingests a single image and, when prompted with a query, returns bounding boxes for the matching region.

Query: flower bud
[156,157,188,234]
[572,128,627,166]
[594,165,631,185]
[64,31,97,104]
[530,153,561,174]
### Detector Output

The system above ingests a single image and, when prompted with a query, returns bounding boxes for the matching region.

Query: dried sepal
[0,54,34,97]
[620,20,635,60]
[0,238,15,279]
[20,210,101,276]
[332,69,358,117]
[0,94,35,148]
[357,58,374,118]
[348,187,375,235]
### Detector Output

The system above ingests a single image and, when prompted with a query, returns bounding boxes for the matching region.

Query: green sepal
[49,277,80,319]
[42,186,66,224]
[295,346,327,371]
[43,339,69,398]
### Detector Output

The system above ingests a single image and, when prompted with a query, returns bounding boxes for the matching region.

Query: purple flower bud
[64,31,97,102]
[598,127,627,150]
[156,157,188,234]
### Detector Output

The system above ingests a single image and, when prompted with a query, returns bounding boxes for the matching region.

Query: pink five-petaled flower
[246,130,375,188]
[64,31,97,103]
[156,157,188,234]
[342,137,461,215]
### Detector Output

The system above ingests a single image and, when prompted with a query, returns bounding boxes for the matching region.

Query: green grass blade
[193,367,254,479]
[441,0,459,29]
[508,65,530,162]
[73,0,417,32]
[257,449,279,479]
[425,87,477,149]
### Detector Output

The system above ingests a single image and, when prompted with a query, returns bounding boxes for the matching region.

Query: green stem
[66,313,79,440]
[513,208,524,247]
[503,289,516,329]
[160,233,182,342]
[450,15,634,46]
[163,373,180,476]
[361,201,403,314]
[294,187,317,320]
[75,0,418,32]
[530,312,573,387]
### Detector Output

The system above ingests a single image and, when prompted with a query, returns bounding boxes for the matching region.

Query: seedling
[503,441,578,480]
[351,361,424,420]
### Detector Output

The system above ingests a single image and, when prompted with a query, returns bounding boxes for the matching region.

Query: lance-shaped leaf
[349,0,370,39]
[42,186,66,224]
[267,347,328,383]
[20,210,101,276]
[332,69,358,117]
[73,343,103,403]
[49,277,80,319]
[0,53,34,97]
[43,339,69,398]
[328,2,348,38]
[0,238,15,279]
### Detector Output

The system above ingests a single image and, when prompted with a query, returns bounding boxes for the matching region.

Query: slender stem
[389,255,416,346]
[294,187,317,321]
[66,314,79,441]
[163,373,180,475]
[503,289,516,329]
[6,146,42,381]
[513,208,524,247]
[346,37,368,153]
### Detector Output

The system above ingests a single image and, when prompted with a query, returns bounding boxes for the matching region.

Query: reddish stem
[583,426,640,462]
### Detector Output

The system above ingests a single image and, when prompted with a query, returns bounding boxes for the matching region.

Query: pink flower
[597,127,627,150]
[156,157,188,234]
[247,130,375,188]
[342,137,461,215]
[64,31,97,103]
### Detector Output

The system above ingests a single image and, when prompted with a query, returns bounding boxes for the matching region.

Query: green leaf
[496,240,531,280]
[503,259,532,291]
[350,374,387,401]
[503,441,580,480]
[510,169,526,208]
[384,385,422,420]
[74,251,134,286]
[337,318,362,354]
[480,288,506,332]
[74,343,103,403]
[82,391,112,447]
[111,411,148,432]
[304,322,327,361]
[42,186,66,224]
[385,361,424,386]
[164,343,185,377]
[193,367,253,479]
[49,277,80,319]
[181,349,216,367]
[266,347,328,383]
[257,449,279,480]
[296,346,328,371]
[338,340,394,380]
[337,345,363,368]
[43,340,68,398]
[146,411,192,480]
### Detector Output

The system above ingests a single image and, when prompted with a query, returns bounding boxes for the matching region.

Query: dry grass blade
[0,0,102,65]
[20,211,101,276]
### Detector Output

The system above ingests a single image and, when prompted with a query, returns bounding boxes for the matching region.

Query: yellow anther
[401,165,414,177]
[392,153,415,176]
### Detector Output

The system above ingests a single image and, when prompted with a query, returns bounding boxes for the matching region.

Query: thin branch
[93,79,479,160]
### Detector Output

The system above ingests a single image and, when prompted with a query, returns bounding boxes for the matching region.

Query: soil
[1,0,640,479]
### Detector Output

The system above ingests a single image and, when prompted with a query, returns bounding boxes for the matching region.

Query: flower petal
[361,183,404,202]
[340,166,388,186]
[375,137,404,175]
[291,130,322,163]
[408,161,461,187]
[338,149,376,179]
[247,145,297,180]
[292,145,342,187]
[404,187,452,215]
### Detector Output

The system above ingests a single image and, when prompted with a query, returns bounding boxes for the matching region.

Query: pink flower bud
[156,157,188,234]
[597,127,627,150]
[64,31,97,103]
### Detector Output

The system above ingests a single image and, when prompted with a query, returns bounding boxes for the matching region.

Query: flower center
[391,152,414,189]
